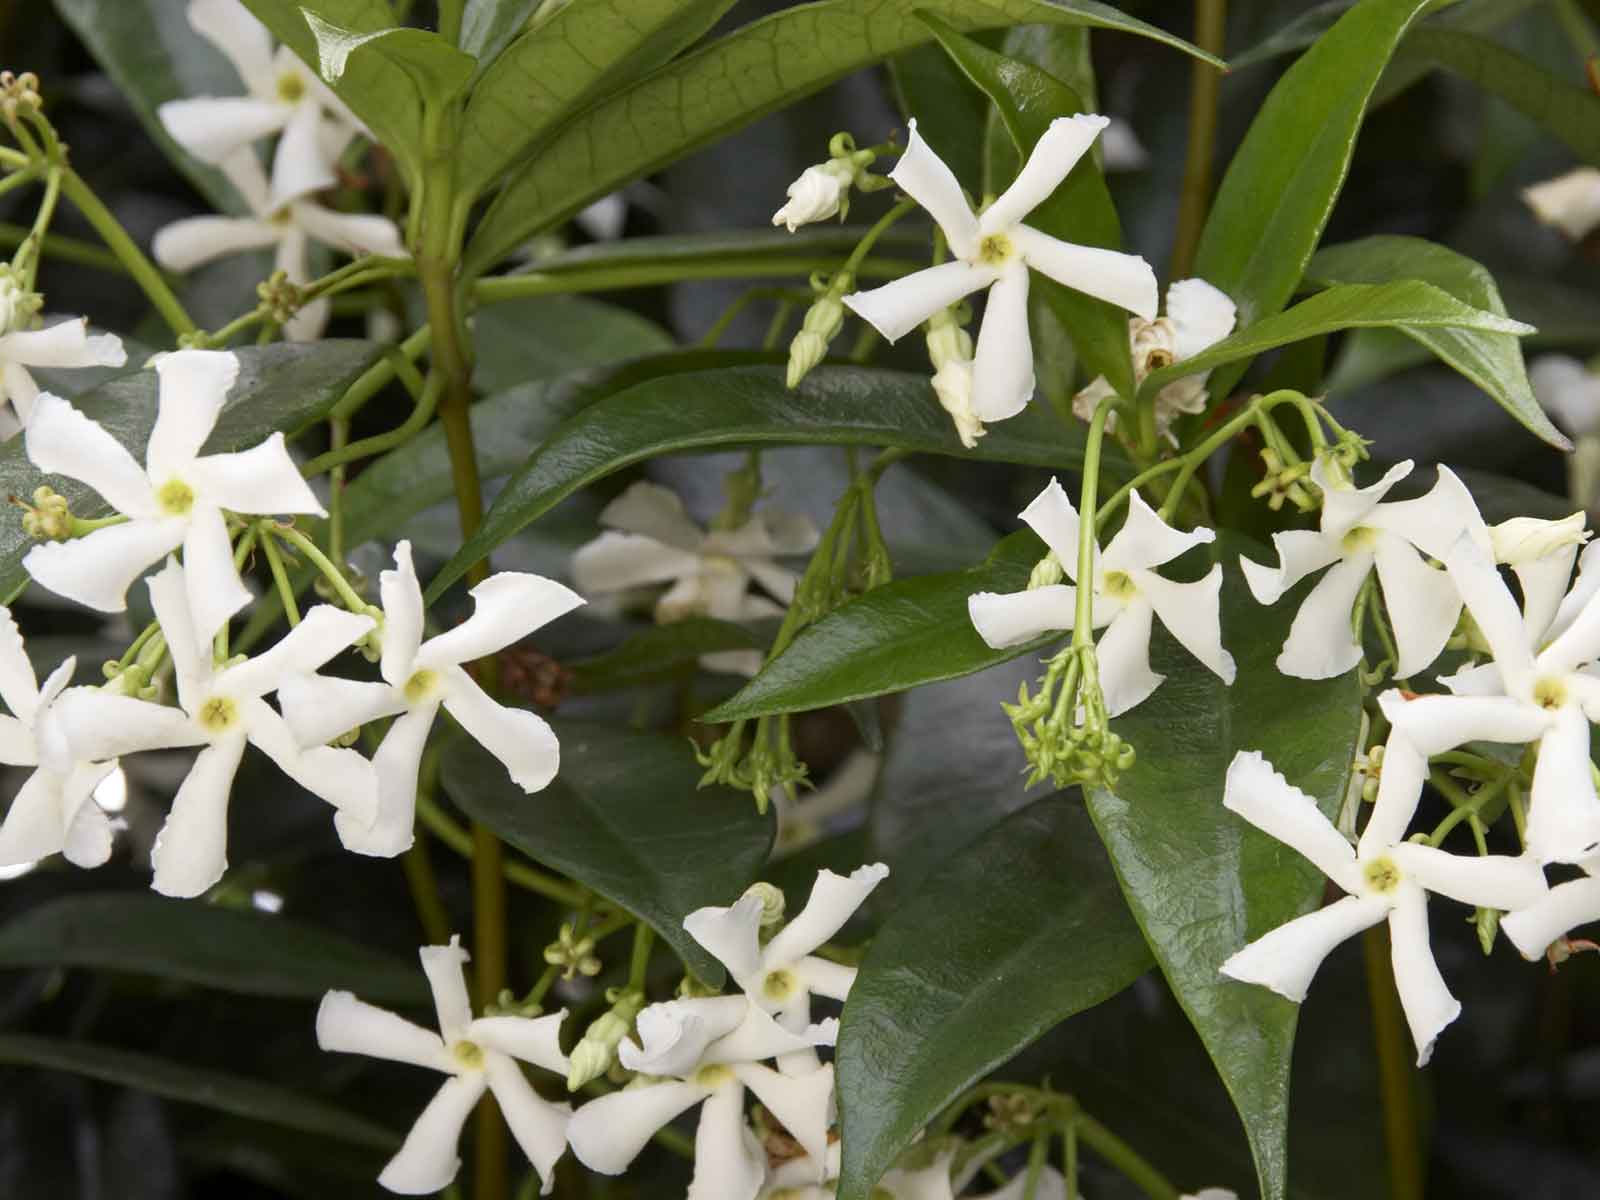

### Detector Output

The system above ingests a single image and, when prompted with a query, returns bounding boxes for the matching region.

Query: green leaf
[0,1035,399,1149]
[984,24,1099,197]
[921,14,1135,397]
[1304,235,1568,449]
[569,618,764,692]
[1,341,382,602]
[305,15,477,104]
[703,530,1047,723]
[1139,280,1537,404]
[1192,0,1437,399]
[834,795,1152,1200]
[1085,535,1365,1200]
[459,0,739,196]
[473,295,673,393]
[890,42,993,191]
[426,365,1102,602]
[459,0,538,63]
[440,721,775,984]
[464,0,1223,273]
[0,894,426,1005]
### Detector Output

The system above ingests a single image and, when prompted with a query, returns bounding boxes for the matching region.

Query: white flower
[773,161,855,232]
[1071,278,1236,440]
[317,936,572,1195]
[1502,853,1600,960]
[874,1151,957,1200]
[1531,354,1600,438]
[684,864,888,1032]
[1239,458,1480,680]
[843,116,1157,424]
[971,1167,1069,1200]
[0,608,119,869]
[279,540,582,858]
[50,559,377,897]
[1218,746,1545,1065]
[1379,533,1600,865]
[1523,168,1600,240]
[924,306,983,449]
[572,481,819,676]
[158,0,362,207]
[1100,117,1148,172]
[0,310,125,436]
[967,478,1234,716]
[152,150,405,341]
[568,997,838,1200]
[22,350,325,653]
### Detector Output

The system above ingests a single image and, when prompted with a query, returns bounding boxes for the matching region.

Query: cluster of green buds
[566,986,647,1091]
[0,263,43,335]
[785,268,853,388]
[1250,445,1315,512]
[0,71,40,121]
[1004,642,1135,791]
[543,921,602,981]
[14,484,68,539]
[256,269,305,326]
[984,1090,1045,1133]
[484,987,546,1019]
[696,716,809,815]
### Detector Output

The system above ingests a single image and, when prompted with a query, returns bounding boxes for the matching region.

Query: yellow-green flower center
[276,71,305,103]
[761,968,799,1003]
[157,478,195,516]
[197,695,238,733]
[1534,677,1568,710]
[977,232,1015,266]
[1340,525,1378,553]
[1102,570,1137,600]
[693,1064,734,1089]
[452,1039,484,1069]
[404,669,440,704]
[1362,855,1402,895]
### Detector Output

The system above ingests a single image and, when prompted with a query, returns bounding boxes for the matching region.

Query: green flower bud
[786,270,853,389]
[567,989,645,1091]
[742,881,786,930]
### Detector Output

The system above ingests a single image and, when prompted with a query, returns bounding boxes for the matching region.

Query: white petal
[743,558,802,606]
[1527,704,1600,864]
[889,118,979,258]
[220,606,374,701]
[149,350,238,477]
[146,557,205,708]
[60,767,117,869]
[0,770,66,866]
[1237,530,1341,606]
[187,435,326,516]
[0,714,33,765]
[1096,599,1163,717]
[150,735,246,898]
[1502,876,1600,960]
[1017,476,1084,567]
[572,531,701,597]
[334,701,437,857]
[842,261,995,345]
[1549,539,1600,644]
[683,894,764,989]
[619,997,748,1077]
[420,936,474,1042]
[1165,278,1237,360]
[0,608,38,725]
[439,668,559,792]
[182,503,252,653]
[567,1081,706,1175]
[731,1062,834,1169]
[1377,691,1549,759]
[1532,354,1600,437]
[158,96,288,164]
[484,1052,570,1192]
[1514,548,1580,646]
[1386,887,1460,1067]
[1524,167,1600,239]
[269,100,337,204]
[378,1074,486,1195]
[703,1006,838,1066]
[687,1080,765,1200]
[25,391,154,517]
[292,201,407,259]
[967,585,1074,649]
[1314,459,1411,542]
[1438,661,1504,697]
[1365,462,1484,562]
[469,1011,570,1075]
[243,699,376,827]
[795,955,856,1002]
[1355,733,1426,858]
[1101,491,1215,574]
[217,147,274,214]
[1222,749,1361,893]
[0,320,126,370]
[314,989,453,1072]
[278,225,327,342]
[1274,552,1372,680]
[380,541,424,688]
[1388,842,1547,911]
[187,0,276,93]
[597,481,706,550]
[970,266,1034,422]
[1,363,34,425]
[1371,534,1460,679]
[50,687,204,761]
[1444,534,1537,691]
[24,519,184,616]
[151,215,280,273]
[1136,564,1235,684]
[981,114,1107,234]
[418,573,583,670]
[278,673,402,748]
[764,863,888,968]
[1537,584,1600,677]
[1220,894,1388,1001]
[1011,225,1158,320]
[976,1167,1068,1200]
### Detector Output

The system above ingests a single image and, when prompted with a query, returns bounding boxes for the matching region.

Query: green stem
[1072,1115,1178,1199]
[58,168,194,336]
[841,198,918,276]
[1074,397,1116,648]
[266,522,370,613]
[471,253,915,305]
[403,837,453,945]
[438,0,464,46]
[1362,923,1425,1200]
[331,327,433,420]
[1156,389,1312,522]
[626,923,655,991]
[413,791,591,907]
[16,165,61,289]
[1170,0,1227,279]
[328,417,349,570]
[259,529,301,626]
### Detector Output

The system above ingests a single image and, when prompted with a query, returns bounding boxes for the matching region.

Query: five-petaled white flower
[1501,851,1600,961]
[51,559,377,897]
[280,540,582,857]
[0,608,119,870]
[1071,278,1237,440]
[317,936,572,1195]
[1240,458,1479,680]
[968,478,1234,716]
[153,151,405,341]
[843,116,1157,425]
[1524,168,1600,241]
[572,481,819,676]
[23,350,326,655]
[0,304,125,437]
[1219,745,1545,1065]
[158,0,362,207]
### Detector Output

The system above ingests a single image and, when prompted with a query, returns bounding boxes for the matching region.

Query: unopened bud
[256,269,304,324]
[1474,907,1500,957]
[1027,553,1064,590]
[742,881,786,930]
[772,159,858,232]
[17,484,70,540]
[786,271,852,389]
[1489,512,1590,565]
[567,989,645,1091]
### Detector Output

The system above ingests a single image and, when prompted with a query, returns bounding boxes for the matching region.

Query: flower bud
[786,271,852,389]
[1027,553,1064,590]
[18,484,70,540]
[567,988,646,1091]
[1488,512,1590,565]
[772,160,858,232]
[742,881,786,930]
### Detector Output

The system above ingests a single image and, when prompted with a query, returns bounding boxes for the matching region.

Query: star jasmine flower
[50,559,378,897]
[0,306,125,436]
[572,481,819,676]
[1488,512,1589,641]
[967,479,1234,716]
[1501,854,1600,961]
[0,608,119,870]
[1531,355,1600,439]
[1071,277,1237,440]
[22,350,326,653]
[843,116,1157,424]
[317,936,572,1194]
[1218,745,1546,1065]
[1379,533,1600,865]
[279,540,583,858]
[152,150,405,341]
[1239,458,1481,680]
[158,0,362,206]
[1523,168,1600,240]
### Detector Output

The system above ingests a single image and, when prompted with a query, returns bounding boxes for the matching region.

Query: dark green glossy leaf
[0,894,425,1005]
[703,530,1047,723]
[1193,0,1436,399]
[459,0,538,64]
[1452,466,1574,524]
[1304,236,1567,449]
[441,721,775,984]
[835,796,1152,1200]
[464,0,1222,273]
[307,19,477,105]
[427,366,1101,602]
[473,296,673,393]
[1085,535,1364,1200]
[0,1035,399,1150]
[890,42,993,191]
[569,618,763,692]
[2,341,382,602]
[922,15,1135,397]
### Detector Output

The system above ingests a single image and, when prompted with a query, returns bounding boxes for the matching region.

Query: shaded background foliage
[0,0,1598,1196]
